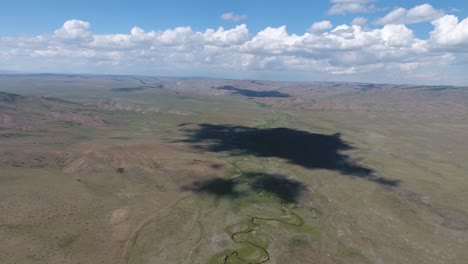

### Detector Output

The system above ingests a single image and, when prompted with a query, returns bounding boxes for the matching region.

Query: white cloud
[430,15,468,48]
[54,19,93,41]
[0,18,467,84]
[221,12,247,22]
[328,0,375,15]
[375,4,444,25]
[308,21,333,33]
[352,17,368,26]
[204,24,249,46]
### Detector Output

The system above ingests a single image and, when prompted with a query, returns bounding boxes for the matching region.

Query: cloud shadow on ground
[216,85,290,98]
[182,172,306,203]
[179,124,399,186]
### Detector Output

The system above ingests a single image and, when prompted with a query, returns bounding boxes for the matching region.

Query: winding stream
[223,204,304,264]
[222,159,305,263]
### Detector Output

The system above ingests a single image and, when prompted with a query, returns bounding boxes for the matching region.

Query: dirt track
[119,193,191,264]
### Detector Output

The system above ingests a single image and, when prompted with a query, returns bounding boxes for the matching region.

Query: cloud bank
[1,6,467,84]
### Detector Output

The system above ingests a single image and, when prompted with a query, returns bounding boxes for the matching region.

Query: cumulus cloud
[54,19,93,41]
[0,18,467,84]
[204,24,249,46]
[375,4,444,25]
[430,15,468,48]
[328,0,375,15]
[308,21,333,33]
[221,12,247,22]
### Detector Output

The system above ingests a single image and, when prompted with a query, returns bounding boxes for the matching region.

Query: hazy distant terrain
[1,74,467,263]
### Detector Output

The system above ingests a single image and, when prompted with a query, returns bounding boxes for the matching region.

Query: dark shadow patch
[180,124,399,186]
[216,85,290,98]
[111,87,145,92]
[182,172,305,203]
[357,83,379,91]
[211,164,225,169]
[244,172,305,202]
[143,84,164,89]
[178,122,192,127]
[250,80,265,86]
[111,85,164,92]
[424,86,459,92]
[184,178,239,198]
[0,91,25,103]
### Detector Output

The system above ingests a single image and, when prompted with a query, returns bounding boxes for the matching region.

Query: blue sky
[1,0,468,84]
[2,0,465,36]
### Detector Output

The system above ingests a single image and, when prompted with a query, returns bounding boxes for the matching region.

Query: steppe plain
[0,74,467,263]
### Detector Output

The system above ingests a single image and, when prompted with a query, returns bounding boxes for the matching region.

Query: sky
[1,0,468,85]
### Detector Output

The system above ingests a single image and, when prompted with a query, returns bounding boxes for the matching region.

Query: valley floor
[1,75,467,263]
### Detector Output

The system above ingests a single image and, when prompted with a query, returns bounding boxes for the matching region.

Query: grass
[2,76,467,264]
